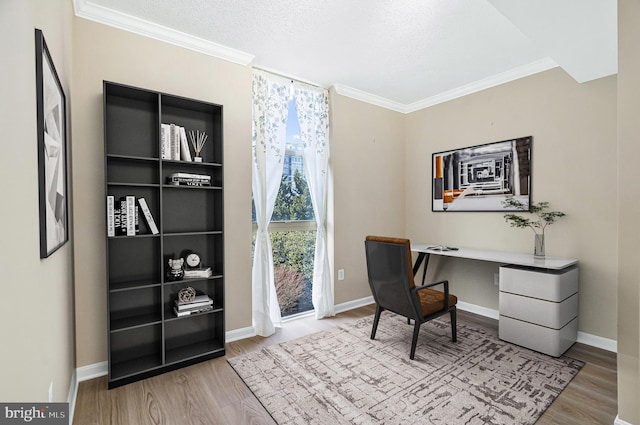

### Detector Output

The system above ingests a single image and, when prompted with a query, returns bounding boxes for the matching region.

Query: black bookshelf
[104,81,225,388]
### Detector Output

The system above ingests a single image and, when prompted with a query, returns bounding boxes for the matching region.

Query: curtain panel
[251,70,290,336]
[294,82,335,319]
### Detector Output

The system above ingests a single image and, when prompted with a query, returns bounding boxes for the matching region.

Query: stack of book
[161,123,193,162]
[174,294,214,317]
[166,172,211,187]
[106,196,159,236]
[184,267,213,279]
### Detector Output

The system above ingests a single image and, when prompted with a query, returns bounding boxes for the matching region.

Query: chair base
[371,304,457,360]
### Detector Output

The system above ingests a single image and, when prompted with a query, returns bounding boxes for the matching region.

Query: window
[253,99,316,317]
[252,70,332,332]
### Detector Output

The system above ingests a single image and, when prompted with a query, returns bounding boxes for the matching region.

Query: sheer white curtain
[251,70,289,336]
[294,83,335,319]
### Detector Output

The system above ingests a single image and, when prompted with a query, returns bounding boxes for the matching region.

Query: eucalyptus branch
[502,196,565,236]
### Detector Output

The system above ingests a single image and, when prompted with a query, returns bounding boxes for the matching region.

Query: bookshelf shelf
[109,279,161,292]
[163,231,223,237]
[107,182,161,188]
[164,307,223,323]
[165,340,224,365]
[163,274,223,285]
[104,81,225,388]
[107,154,158,161]
[162,185,223,190]
[110,314,162,333]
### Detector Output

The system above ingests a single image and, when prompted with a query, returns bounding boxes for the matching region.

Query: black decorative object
[185,251,201,269]
[167,258,185,281]
[35,29,68,258]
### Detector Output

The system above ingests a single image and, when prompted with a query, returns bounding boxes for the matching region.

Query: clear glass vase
[534,234,545,258]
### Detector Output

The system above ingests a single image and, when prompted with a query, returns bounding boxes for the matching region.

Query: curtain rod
[253,66,326,89]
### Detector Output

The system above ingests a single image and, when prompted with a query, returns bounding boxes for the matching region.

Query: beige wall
[0,0,75,402]
[72,18,253,367]
[330,91,406,305]
[617,0,640,422]
[405,68,618,340]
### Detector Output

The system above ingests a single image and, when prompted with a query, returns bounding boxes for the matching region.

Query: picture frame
[432,136,532,212]
[35,29,68,258]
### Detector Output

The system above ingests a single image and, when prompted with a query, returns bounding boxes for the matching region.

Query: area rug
[228,314,583,425]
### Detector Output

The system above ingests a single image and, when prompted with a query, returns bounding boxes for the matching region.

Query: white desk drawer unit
[499,265,579,357]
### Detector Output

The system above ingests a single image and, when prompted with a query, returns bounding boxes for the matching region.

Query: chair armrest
[413,280,450,311]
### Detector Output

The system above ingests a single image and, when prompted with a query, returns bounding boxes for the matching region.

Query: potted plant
[502,196,566,258]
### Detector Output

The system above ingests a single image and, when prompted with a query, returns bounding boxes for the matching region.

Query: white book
[173,305,213,317]
[169,172,211,180]
[106,196,115,237]
[126,196,136,236]
[161,124,171,159]
[176,294,211,305]
[179,126,192,162]
[170,124,180,160]
[184,269,213,278]
[175,298,213,311]
[137,197,159,235]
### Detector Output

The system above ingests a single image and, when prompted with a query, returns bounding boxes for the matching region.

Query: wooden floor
[73,306,617,425]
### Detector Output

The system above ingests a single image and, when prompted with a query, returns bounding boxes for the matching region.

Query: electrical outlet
[494,273,500,286]
[338,269,345,281]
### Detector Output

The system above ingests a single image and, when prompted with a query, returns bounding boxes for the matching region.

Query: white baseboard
[77,361,108,382]
[226,326,256,342]
[615,415,635,425]
[577,331,617,353]
[67,369,78,425]
[456,301,500,320]
[335,295,374,314]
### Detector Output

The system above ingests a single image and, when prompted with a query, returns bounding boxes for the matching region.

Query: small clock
[185,252,201,269]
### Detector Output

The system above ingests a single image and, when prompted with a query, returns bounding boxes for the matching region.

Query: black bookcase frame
[104,81,225,388]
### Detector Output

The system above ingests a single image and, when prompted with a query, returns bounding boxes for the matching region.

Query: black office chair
[364,236,457,359]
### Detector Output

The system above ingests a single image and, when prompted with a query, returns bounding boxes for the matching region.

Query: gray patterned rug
[228,314,583,425]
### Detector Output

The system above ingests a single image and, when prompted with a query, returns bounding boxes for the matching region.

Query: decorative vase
[534,234,545,258]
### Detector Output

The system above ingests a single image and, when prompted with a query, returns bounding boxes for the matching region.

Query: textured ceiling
[75,0,617,112]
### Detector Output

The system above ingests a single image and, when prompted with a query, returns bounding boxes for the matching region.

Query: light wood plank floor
[73,306,617,425]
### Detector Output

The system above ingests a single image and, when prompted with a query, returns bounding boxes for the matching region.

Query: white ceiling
[74,0,617,113]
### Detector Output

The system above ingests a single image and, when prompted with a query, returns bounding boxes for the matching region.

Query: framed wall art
[35,29,68,258]
[432,136,532,212]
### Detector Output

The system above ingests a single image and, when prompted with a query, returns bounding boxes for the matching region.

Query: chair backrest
[364,236,420,319]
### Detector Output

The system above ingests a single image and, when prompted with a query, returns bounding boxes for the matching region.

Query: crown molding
[73,0,254,66]
[404,57,558,113]
[334,57,558,115]
[332,84,410,113]
[73,0,557,114]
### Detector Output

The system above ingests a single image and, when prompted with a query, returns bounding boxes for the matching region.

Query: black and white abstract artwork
[432,136,532,212]
[36,29,68,258]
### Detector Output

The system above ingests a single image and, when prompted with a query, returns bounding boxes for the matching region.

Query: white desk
[411,243,577,270]
[411,243,579,357]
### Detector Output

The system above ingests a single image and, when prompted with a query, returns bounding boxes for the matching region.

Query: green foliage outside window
[258,169,316,315]
[272,169,314,221]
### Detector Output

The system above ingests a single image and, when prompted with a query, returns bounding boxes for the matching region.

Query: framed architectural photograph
[35,29,68,258]
[432,136,532,212]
